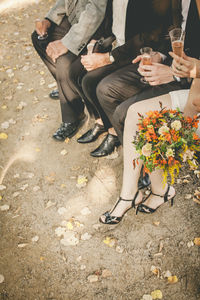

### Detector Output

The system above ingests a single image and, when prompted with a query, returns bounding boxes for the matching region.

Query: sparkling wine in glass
[169,28,185,57]
[35,19,48,40]
[140,47,153,84]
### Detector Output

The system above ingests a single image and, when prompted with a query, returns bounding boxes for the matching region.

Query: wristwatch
[109,52,115,63]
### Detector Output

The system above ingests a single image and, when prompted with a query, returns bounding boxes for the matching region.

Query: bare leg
[100,94,173,221]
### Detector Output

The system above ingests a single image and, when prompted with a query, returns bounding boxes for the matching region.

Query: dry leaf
[168,276,178,284]
[0,196,2,201]
[151,266,160,276]
[1,105,7,109]
[76,175,88,188]
[194,237,200,246]
[0,133,8,139]
[151,290,163,299]
[66,222,73,230]
[64,138,70,143]
[35,148,41,152]
[103,236,116,248]
[153,221,160,226]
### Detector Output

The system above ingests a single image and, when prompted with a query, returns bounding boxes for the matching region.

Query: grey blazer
[46,0,108,55]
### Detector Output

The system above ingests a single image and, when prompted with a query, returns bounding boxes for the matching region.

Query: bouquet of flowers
[133,102,200,184]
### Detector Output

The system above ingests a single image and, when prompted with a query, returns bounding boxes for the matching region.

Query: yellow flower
[171,120,181,131]
[158,126,169,136]
[142,143,152,157]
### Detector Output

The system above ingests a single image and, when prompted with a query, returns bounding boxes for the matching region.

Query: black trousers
[69,57,124,130]
[32,17,85,123]
[96,63,190,144]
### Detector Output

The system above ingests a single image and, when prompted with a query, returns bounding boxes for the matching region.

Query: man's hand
[81,53,111,71]
[35,19,51,36]
[132,52,163,64]
[169,51,200,79]
[46,40,68,63]
[138,63,174,86]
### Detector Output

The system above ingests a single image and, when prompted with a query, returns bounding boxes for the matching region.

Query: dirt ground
[0,1,200,299]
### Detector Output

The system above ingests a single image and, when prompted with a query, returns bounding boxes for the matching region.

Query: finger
[132,55,142,64]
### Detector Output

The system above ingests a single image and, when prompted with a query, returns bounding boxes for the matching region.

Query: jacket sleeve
[46,0,66,25]
[63,0,108,56]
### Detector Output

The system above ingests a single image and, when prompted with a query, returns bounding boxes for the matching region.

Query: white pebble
[81,232,92,241]
[0,185,6,191]
[31,236,39,243]
[0,274,4,283]
[0,205,9,211]
[57,207,67,215]
[81,207,91,216]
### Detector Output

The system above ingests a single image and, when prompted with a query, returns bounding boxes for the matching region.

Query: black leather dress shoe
[90,133,120,157]
[53,117,85,141]
[49,89,59,100]
[77,123,106,143]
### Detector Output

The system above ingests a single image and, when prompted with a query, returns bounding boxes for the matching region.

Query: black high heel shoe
[136,185,175,215]
[99,190,140,225]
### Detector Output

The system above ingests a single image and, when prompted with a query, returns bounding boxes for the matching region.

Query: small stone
[81,233,92,241]
[48,82,57,88]
[76,256,82,262]
[187,241,194,248]
[60,232,79,246]
[18,243,28,248]
[1,121,9,129]
[185,194,192,200]
[80,265,86,270]
[57,207,67,215]
[0,274,5,283]
[116,246,124,253]
[163,270,172,278]
[20,184,28,191]
[60,149,68,156]
[81,207,91,216]
[31,236,39,243]
[87,275,99,283]
[0,205,9,211]
[22,65,30,71]
[33,186,40,192]
[0,185,6,191]
[55,227,66,237]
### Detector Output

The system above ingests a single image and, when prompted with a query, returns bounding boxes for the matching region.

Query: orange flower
[193,133,199,140]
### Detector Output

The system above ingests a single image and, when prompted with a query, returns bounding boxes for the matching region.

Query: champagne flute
[140,47,153,84]
[35,19,48,40]
[169,28,185,57]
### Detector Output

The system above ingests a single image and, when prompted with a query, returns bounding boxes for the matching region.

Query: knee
[81,72,95,97]
[56,57,72,82]
[125,104,139,128]
[96,78,114,106]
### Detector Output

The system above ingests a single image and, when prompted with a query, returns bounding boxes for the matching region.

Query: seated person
[32,0,109,141]
[69,0,178,157]
[99,54,200,224]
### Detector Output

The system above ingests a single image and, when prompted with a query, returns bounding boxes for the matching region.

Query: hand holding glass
[140,47,153,84]
[169,28,185,57]
[35,19,48,40]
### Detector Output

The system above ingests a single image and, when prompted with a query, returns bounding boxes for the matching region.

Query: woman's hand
[169,52,200,79]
